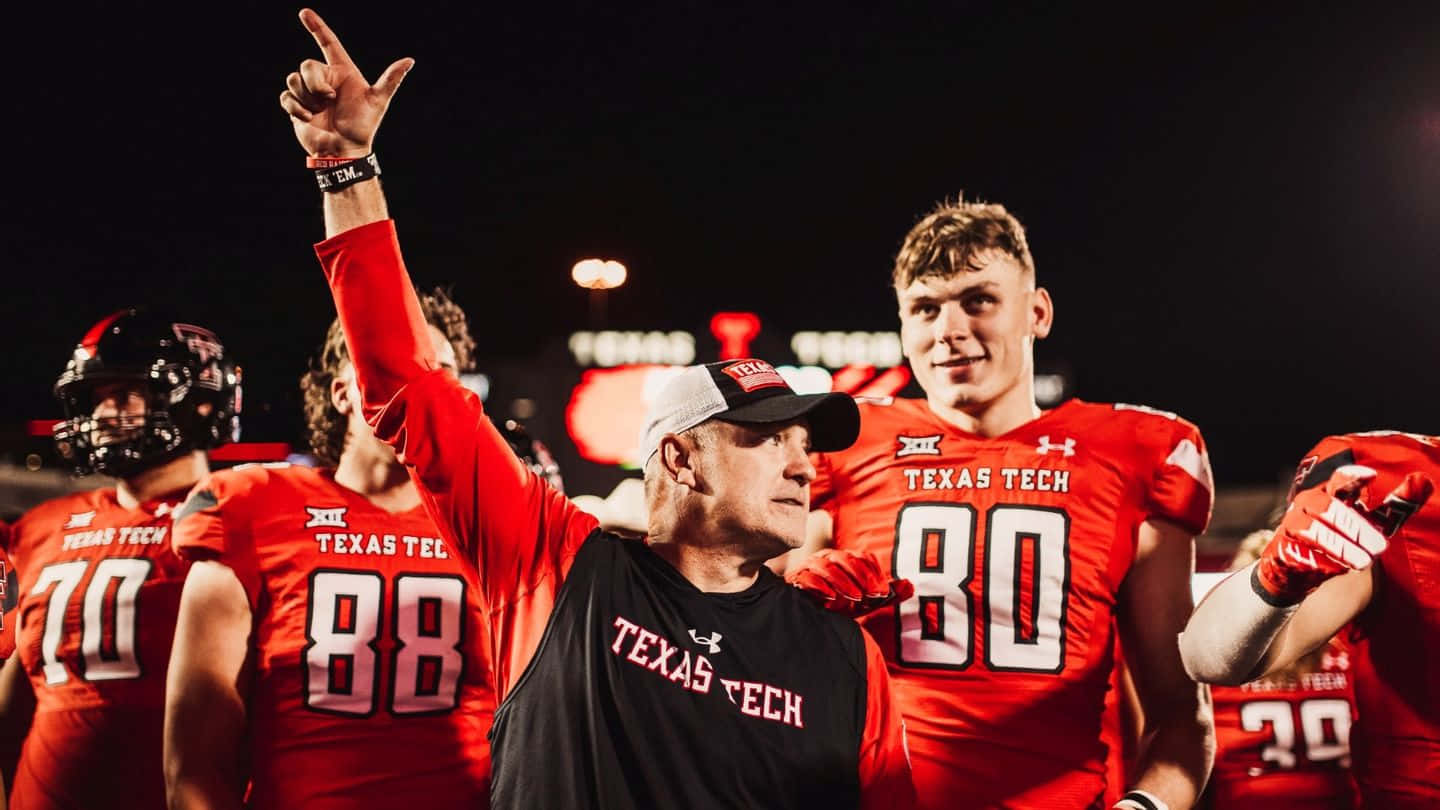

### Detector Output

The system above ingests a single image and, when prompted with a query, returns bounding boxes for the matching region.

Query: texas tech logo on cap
[721,360,787,393]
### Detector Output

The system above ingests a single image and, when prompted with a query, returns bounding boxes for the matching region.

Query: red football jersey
[813,397,1213,809]
[1207,640,1358,809]
[170,463,494,809]
[0,523,17,662]
[1288,432,1440,808]
[5,486,191,810]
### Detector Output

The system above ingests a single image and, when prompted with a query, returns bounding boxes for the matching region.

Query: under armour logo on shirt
[688,629,723,654]
[895,434,943,458]
[1035,436,1076,457]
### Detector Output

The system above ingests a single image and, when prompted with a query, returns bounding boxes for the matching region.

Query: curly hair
[300,288,477,466]
[892,197,1035,288]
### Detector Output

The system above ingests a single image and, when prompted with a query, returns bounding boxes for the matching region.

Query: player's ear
[331,374,353,416]
[659,434,698,489]
[1030,286,1054,340]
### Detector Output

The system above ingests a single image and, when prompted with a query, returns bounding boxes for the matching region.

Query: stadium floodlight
[572,258,628,290]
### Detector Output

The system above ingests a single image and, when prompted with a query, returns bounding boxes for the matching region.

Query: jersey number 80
[893,503,1070,673]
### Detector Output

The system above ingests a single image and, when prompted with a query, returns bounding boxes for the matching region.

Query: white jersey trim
[1166,438,1214,494]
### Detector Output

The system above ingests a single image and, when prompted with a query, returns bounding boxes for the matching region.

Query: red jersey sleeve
[858,630,916,810]
[170,469,266,609]
[0,527,13,661]
[314,220,598,695]
[1140,413,1214,535]
[1288,435,1359,501]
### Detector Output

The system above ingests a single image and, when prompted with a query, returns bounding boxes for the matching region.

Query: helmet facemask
[52,311,241,478]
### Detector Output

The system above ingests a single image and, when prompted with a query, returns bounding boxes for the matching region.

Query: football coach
[280,10,914,809]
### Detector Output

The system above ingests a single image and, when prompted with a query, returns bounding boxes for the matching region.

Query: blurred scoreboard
[563,313,913,468]
[482,311,1068,499]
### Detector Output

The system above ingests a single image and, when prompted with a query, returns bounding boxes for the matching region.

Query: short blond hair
[893,197,1035,288]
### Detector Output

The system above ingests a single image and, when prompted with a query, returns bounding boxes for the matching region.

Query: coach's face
[897,249,1051,416]
[688,420,816,556]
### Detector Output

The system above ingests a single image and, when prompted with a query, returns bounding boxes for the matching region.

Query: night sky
[7,2,1440,492]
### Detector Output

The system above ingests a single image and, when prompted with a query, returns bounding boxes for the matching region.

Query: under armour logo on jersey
[304,506,349,529]
[688,629,723,654]
[1035,435,1076,457]
[64,510,97,529]
[895,434,943,458]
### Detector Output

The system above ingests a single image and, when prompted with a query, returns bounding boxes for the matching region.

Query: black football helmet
[53,309,241,477]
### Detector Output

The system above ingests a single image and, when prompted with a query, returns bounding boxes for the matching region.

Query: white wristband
[1113,790,1168,810]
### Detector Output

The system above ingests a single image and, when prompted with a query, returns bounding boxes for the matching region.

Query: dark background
[6,1,1440,493]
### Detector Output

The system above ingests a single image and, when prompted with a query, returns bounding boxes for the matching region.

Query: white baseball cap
[638,358,860,464]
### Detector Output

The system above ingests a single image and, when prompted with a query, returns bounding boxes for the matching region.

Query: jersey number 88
[303,570,467,717]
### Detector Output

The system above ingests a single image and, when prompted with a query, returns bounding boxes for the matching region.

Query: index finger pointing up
[299,8,353,66]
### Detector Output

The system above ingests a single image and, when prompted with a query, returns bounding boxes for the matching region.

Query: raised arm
[280,8,407,237]
[1180,465,1430,684]
[280,10,597,695]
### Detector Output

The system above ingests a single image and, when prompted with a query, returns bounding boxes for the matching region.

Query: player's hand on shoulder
[280,8,414,157]
[786,549,913,618]
[1255,465,1432,604]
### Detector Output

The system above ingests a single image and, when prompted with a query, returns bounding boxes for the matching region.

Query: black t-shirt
[490,533,869,810]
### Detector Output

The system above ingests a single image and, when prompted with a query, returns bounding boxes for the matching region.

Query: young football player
[1181,433,1437,808]
[1200,530,1359,809]
[0,310,239,810]
[788,199,1215,809]
[164,294,498,809]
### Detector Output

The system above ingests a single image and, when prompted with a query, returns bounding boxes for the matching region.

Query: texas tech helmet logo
[172,323,224,364]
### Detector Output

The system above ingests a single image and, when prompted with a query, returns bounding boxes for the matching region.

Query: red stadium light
[829,364,912,399]
[852,365,911,399]
[566,365,681,467]
[209,442,292,462]
[710,312,761,361]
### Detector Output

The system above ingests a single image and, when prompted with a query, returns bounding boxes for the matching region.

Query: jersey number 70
[893,503,1070,673]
